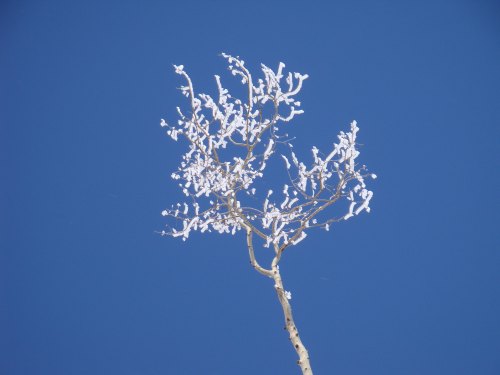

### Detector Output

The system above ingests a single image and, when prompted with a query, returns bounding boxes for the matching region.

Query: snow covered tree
[160,54,376,375]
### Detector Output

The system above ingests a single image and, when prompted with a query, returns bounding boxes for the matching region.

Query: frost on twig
[161,54,375,249]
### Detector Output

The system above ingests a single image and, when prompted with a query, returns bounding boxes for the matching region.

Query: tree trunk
[272,269,313,375]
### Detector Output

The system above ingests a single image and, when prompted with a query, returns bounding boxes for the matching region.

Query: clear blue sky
[1,0,499,374]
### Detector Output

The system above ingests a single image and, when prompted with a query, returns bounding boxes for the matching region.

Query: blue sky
[1,0,499,374]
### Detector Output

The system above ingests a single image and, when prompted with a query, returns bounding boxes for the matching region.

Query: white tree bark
[272,267,313,375]
[246,227,312,374]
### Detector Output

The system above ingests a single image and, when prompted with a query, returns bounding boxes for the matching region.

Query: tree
[160,54,376,375]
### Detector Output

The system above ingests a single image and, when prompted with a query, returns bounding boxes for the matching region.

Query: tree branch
[245,227,273,277]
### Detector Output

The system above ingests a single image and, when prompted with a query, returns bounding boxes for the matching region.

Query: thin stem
[246,228,273,277]
[272,266,313,375]
[246,235,313,375]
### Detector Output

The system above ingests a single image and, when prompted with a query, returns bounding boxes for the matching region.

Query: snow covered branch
[161,54,375,248]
